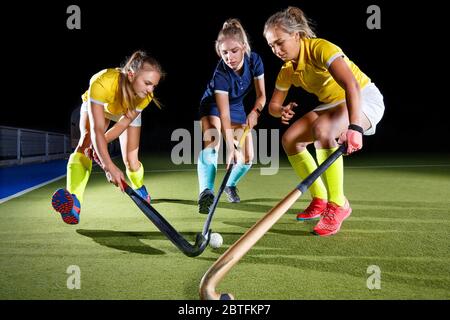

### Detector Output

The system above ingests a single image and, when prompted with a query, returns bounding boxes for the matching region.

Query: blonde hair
[215,18,251,56]
[118,50,165,110]
[263,7,316,39]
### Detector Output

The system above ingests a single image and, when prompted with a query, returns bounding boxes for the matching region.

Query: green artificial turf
[1,152,449,299]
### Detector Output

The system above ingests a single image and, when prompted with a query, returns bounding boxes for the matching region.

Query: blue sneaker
[224,186,240,203]
[135,185,151,204]
[51,189,81,225]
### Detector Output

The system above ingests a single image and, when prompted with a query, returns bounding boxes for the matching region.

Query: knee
[203,127,221,150]
[75,130,91,153]
[244,150,254,164]
[281,134,309,155]
[204,140,220,152]
[281,133,308,154]
[281,132,294,152]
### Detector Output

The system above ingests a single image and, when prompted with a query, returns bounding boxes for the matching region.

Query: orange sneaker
[296,197,328,221]
[313,199,352,236]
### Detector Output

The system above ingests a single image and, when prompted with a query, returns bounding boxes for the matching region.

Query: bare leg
[201,116,222,150]
[120,126,141,172]
[281,111,318,155]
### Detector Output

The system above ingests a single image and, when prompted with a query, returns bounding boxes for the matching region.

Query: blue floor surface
[0,159,67,201]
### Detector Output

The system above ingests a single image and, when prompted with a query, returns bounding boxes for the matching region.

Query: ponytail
[215,18,251,56]
[118,50,165,111]
[263,6,316,39]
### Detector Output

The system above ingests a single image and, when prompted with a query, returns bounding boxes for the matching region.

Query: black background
[1,0,449,309]
[3,0,448,152]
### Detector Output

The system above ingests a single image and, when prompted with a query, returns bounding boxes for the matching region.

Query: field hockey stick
[199,143,346,299]
[121,181,209,257]
[201,126,251,237]
[91,141,204,256]
[121,127,250,257]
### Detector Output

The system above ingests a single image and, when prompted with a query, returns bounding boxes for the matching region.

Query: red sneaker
[313,199,352,236]
[296,197,328,221]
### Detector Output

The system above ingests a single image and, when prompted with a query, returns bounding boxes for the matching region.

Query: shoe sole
[62,212,80,225]
[52,189,73,214]
[313,208,352,237]
[224,187,240,203]
[225,194,240,203]
[51,189,79,225]
[296,214,321,221]
[199,195,214,214]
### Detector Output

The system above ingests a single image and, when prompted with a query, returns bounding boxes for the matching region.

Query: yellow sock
[126,162,144,189]
[66,152,92,204]
[288,150,327,200]
[316,147,345,206]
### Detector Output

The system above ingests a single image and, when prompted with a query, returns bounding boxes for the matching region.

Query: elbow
[268,103,279,117]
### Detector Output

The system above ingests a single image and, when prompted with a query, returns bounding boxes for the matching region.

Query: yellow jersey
[275,38,371,104]
[81,68,153,115]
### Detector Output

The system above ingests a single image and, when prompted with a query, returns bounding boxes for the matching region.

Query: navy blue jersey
[200,52,264,123]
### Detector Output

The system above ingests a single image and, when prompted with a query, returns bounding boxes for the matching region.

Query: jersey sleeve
[213,69,230,95]
[88,79,110,105]
[275,67,291,91]
[251,52,264,79]
[311,39,345,69]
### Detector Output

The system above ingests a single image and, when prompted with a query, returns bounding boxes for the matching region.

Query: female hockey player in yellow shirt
[51,50,164,224]
[264,7,385,236]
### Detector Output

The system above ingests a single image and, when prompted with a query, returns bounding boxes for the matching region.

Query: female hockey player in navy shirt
[197,18,266,213]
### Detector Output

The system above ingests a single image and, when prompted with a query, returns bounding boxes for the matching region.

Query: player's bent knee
[75,132,91,153]
[204,140,220,151]
[244,153,254,163]
[281,133,302,154]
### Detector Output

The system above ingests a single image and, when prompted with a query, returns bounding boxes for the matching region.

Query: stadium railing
[0,126,71,167]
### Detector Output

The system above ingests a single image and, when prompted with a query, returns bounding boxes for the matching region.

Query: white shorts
[80,101,142,127]
[313,83,385,135]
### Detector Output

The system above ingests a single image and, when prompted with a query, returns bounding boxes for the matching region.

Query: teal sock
[226,163,252,187]
[197,148,218,193]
